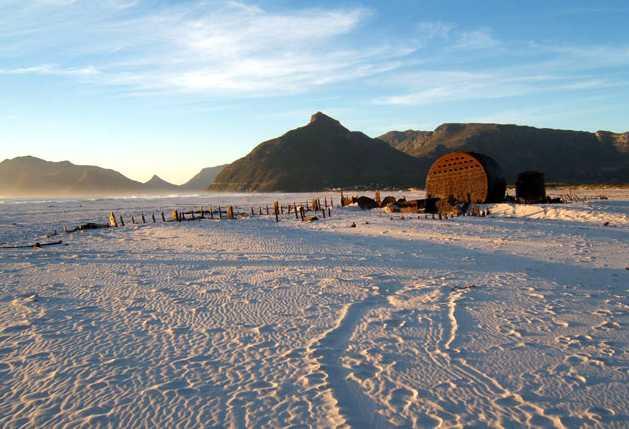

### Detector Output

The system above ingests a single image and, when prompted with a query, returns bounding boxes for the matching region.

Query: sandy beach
[1,191,628,427]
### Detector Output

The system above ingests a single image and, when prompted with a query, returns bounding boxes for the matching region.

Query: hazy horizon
[2,0,628,184]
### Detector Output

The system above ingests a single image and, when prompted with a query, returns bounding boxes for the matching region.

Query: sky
[1,0,628,184]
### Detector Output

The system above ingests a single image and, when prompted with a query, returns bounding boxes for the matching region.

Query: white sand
[0,191,627,428]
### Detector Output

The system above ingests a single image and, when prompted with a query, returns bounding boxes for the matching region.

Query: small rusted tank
[516,171,546,202]
[426,152,506,203]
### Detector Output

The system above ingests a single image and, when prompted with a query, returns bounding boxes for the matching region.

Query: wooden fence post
[141,213,146,224]
[119,215,125,226]
[161,211,166,222]
[294,203,299,219]
[227,206,234,220]
[108,212,118,227]
[328,207,331,218]
[131,216,136,224]
[218,206,222,219]
[251,207,254,216]
[273,201,279,223]
[152,213,156,223]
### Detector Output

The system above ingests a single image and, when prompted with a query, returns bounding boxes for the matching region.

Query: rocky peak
[308,112,348,131]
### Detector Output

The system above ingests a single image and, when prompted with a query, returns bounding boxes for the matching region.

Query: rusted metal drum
[426,152,506,203]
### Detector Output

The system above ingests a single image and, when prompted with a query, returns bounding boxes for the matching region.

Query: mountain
[143,174,179,191]
[209,112,425,192]
[378,124,629,184]
[181,165,227,190]
[378,130,434,154]
[0,156,180,196]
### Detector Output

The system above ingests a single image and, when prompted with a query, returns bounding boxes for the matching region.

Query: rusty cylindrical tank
[425,152,506,203]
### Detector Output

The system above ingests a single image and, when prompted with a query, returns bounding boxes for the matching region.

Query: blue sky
[1,0,628,184]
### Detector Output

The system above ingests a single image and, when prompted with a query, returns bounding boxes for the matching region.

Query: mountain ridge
[377,123,629,183]
[209,112,425,192]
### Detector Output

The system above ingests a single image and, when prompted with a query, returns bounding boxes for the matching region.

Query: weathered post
[132,215,136,224]
[375,191,381,206]
[227,206,234,220]
[191,210,196,220]
[251,207,255,216]
[161,211,166,222]
[305,200,309,211]
[152,213,156,223]
[340,191,345,207]
[141,213,146,224]
[300,206,305,221]
[324,197,328,208]
[218,206,222,220]
[120,215,125,226]
[266,205,269,215]
[273,201,279,223]
[328,207,331,218]
[259,207,263,215]
[322,205,326,218]
[108,212,118,227]
[294,203,299,219]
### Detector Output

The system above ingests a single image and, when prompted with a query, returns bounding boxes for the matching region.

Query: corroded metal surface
[426,152,506,203]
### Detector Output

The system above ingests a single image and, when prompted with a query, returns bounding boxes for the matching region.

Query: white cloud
[0,64,99,77]
[374,70,617,106]
[0,1,408,96]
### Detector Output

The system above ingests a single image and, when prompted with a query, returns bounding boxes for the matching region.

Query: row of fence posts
[106,197,335,228]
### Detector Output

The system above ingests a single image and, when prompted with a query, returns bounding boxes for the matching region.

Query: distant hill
[209,112,425,192]
[379,130,434,154]
[143,175,179,191]
[0,156,179,197]
[181,165,226,190]
[378,124,629,183]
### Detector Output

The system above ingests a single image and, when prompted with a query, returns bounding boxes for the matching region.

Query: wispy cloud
[0,1,413,96]
[375,23,629,106]
[375,70,620,106]
[0,64,99,77]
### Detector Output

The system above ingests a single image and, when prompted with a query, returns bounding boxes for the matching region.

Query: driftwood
[65,223,109,233]
[1,240,64,250]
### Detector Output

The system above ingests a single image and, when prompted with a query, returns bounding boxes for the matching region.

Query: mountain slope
[0,156,182,196]
[378,124,629,183]
[181,165,227,190]
[143,175,179,191]
[210,112,425,192]
[0,156,146,196]
[378,130,434,155]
